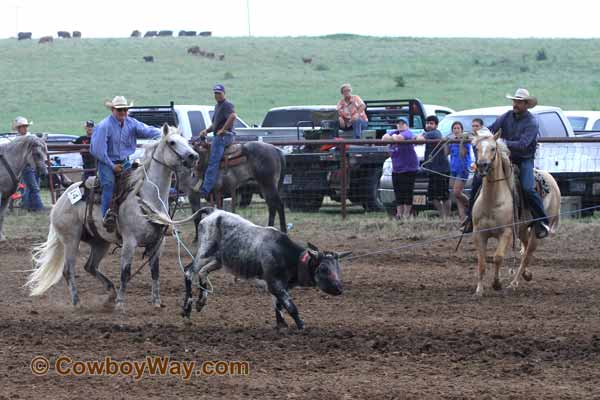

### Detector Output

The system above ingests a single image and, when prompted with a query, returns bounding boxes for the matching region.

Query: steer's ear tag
[301,252,310,264]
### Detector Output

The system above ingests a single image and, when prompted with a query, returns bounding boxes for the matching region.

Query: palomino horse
[0,135,48,240]
[186,140,287,238]
[26,125,199,307]
[472,131,561,296]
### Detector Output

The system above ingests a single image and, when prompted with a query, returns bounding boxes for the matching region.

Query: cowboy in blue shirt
[197,84,237,199]
[90,96,161,231]
[463,88,550,239]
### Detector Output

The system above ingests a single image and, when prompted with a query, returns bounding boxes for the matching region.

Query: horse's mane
[0,135,39,154]
[129,136,162,183]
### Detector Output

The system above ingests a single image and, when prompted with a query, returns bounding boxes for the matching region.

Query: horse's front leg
[508,232,538,291]
[149,239,165,307]
[493,229,513,291]
[230,188,237,213]
[116,237,137,307]
[474,234,488,297]
[0,199,8,241]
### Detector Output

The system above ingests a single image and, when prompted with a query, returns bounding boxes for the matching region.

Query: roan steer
[182,208,351,329]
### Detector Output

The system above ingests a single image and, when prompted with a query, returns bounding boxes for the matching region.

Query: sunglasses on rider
[114,108,128,113]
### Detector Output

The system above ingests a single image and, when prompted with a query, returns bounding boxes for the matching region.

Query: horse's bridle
[151,137,192,171]
[476,140,511,183]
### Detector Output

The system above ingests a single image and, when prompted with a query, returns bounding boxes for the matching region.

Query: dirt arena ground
[1,209,599,399]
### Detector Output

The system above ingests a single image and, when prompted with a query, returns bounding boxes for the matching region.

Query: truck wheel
[285,192,324,212]
[351,168,384,212]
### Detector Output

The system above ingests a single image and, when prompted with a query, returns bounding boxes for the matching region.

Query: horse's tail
[140,199,215,226]
[27,223,65,296]
[277,147,286,187]
[198,206,216,219]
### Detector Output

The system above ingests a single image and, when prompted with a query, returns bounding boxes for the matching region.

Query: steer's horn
[338,251,352,259]
[307,242,319,251]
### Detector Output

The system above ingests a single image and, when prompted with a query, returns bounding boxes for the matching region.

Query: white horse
[0,135,48,240]
[26,125,199,307]
[472,132,561,296]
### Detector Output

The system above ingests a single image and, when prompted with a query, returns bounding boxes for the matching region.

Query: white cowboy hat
[12,116,32,129]
[505,88,538,109]
[104,95,134,109]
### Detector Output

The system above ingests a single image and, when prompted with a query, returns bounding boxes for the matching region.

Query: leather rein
[0,153,19,195]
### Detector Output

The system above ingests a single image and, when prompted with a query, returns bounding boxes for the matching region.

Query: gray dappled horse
[0,135,49,240]
[184,140,287,238]
[26,125,199,307]
[472,131,561,296]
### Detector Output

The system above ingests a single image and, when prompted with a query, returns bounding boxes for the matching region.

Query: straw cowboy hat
[12,116,33,130]
[505,88,538,109]
[474,126,492,138]
[104,95,134,109]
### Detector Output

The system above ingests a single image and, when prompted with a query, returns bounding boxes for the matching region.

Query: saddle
[512,165,550,219]
[82,170,135,237]
[194,142,247,169]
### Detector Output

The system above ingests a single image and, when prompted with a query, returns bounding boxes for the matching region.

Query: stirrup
[534,222,550,239]
[461,218,473,234]
[103,210,117,233]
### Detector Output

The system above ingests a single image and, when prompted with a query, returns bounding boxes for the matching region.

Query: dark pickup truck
[235,99,450,212]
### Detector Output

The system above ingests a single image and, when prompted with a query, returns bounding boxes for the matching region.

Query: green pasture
[1,35,600,133]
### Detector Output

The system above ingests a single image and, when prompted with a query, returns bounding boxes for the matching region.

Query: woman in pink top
[336,83,369,139]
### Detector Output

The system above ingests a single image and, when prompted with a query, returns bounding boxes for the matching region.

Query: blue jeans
[98,163,115,217]
[518,158,549,225]
[201,132,234,195]
[352,119,369,139]
[98,160,131,217]
[22,165,43,211]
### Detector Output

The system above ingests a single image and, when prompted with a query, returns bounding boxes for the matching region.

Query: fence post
[47,154,57,205]
[340,143,347,220]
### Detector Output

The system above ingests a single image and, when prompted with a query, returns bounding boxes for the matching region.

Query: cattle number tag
[67,188,83,204]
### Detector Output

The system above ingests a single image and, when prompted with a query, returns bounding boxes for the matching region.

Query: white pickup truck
[128,103,250,140]
[379,105,600,215]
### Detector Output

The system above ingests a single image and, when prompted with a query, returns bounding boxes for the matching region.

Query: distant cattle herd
[186,45,225,61]
[15,29,314,64]
[16,29,213,42]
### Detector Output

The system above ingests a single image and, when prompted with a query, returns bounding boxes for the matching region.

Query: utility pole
[15,5,20,35]
[246,0,251,37]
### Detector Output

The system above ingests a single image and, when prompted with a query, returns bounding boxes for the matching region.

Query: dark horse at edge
[180,140,287,240]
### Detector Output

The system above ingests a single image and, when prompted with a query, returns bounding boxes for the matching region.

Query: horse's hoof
[474,285,484,297]
[151,297,162,308]
[492,280,502,291]
[522,270,533,282]
[505,282,518,293]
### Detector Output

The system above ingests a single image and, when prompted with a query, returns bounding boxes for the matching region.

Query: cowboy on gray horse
[196,84,237,200]
[90,96,161,232]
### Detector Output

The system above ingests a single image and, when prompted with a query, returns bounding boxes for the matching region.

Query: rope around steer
[344,204,600,262]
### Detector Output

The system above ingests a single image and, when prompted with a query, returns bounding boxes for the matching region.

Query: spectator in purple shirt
[382,117,418,219]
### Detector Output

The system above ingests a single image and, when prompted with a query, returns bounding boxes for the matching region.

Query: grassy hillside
[1,35,600,133]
